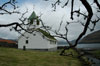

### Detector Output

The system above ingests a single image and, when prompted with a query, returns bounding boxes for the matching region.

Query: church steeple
[28,11,40,25]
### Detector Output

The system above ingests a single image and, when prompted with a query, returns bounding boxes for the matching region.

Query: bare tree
[44,0,100,56]
[0,0,47,37]
[0,0,100,56]
[0,0,19,15]
[0,0,21,31]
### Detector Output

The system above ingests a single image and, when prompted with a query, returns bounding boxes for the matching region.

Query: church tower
[28,11,40,29]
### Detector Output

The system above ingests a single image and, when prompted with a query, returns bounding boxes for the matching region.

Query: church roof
[18,28,56,41]
[37,28,56,41]
[28,11,37,20]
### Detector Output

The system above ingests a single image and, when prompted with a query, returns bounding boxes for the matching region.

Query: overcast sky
[0,0,100,41]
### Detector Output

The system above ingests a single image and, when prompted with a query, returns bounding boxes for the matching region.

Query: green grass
[90,50,100,58]
[0,47,83,66]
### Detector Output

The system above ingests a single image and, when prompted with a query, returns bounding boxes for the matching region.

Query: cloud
[0,0,100,40]
[0,27,19,39]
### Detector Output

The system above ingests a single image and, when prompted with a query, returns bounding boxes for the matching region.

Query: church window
[26,40,28,44]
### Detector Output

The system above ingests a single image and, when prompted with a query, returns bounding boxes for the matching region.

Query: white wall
[18,31,57,50]
[48,41,57,51]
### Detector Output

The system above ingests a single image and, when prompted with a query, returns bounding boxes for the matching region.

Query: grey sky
[0,0,100,40]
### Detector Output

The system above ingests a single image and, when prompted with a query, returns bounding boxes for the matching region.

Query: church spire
[28,11,40,25]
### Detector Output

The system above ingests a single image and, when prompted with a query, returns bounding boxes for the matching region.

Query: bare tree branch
[94,0,100,9]
[62,0,69,8]
[0,0,19,15]
[70,0,74,20]
[74,0,93,47]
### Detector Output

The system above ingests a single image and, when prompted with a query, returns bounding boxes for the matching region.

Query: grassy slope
[90,50,100,59]
[0,47,83,66]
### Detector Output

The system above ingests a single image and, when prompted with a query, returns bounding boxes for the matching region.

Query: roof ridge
[37,28,56,40]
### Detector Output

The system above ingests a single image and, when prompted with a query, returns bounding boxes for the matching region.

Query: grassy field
[0,47,83,66]
[89,50,100,59]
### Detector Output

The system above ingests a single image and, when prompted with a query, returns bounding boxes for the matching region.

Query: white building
[18,11,57,51]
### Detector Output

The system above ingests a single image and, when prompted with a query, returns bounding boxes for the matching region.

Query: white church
[18,11,57,51]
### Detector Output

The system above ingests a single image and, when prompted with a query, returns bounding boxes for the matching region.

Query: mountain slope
[80,30,100,43]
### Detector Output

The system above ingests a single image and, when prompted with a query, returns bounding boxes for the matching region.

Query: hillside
[80,30,100,43]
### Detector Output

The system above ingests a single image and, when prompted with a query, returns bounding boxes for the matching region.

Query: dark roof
[37,28,56,40]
